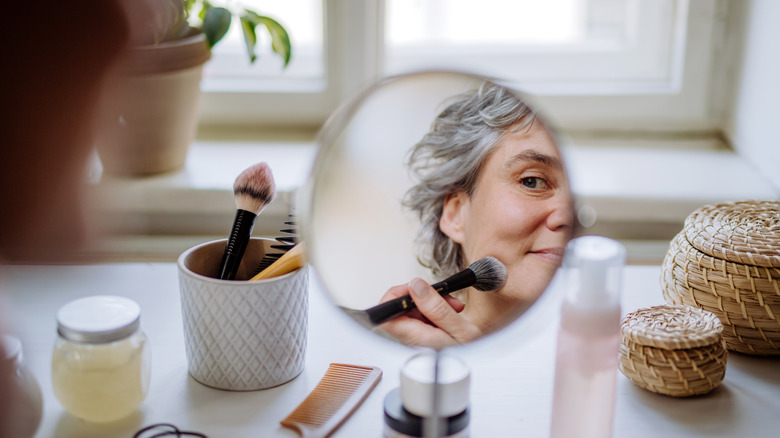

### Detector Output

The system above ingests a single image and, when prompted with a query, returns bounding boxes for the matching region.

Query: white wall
[725,0,780,194]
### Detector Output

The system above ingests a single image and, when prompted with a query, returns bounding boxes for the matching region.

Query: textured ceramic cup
[177,238,308,390]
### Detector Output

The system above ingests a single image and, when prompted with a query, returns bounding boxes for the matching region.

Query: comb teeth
[254,215,298,276]
[281,364,382,437]
[254,252,283,271]
[270,243,296,252]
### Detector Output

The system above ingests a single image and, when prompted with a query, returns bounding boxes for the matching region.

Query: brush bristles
[234,162,276,213]
[468,256,507,292]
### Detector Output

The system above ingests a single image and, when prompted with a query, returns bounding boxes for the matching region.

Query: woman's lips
[528,247,565,263]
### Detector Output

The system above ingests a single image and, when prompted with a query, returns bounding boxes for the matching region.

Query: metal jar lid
[56,296,141,344]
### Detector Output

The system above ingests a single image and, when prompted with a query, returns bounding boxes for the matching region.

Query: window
[198,0,723,132]
[203,0,324,91]
[385,0,676,91]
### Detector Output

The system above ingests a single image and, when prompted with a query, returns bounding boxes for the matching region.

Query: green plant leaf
[239,15,258,63]
[198,0,213,22]
[242,10,292,67]
[202,6,231,48]
[261,16,292,67]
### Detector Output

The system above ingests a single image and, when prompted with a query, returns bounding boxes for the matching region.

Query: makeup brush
[359,256,507,325]
[218,162,276,280]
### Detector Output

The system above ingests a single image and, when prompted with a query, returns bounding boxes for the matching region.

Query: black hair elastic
[133,423,207,438]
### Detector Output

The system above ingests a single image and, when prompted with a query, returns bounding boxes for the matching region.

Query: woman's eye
[520,176,549,190]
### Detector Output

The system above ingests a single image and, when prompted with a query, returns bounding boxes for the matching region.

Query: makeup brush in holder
[217,163,276,280]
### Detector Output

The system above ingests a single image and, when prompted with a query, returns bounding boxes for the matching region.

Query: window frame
[196,0,725,133]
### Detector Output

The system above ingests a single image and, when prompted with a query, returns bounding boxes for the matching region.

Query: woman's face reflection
[305,75,574,349]
[439,121,572,331]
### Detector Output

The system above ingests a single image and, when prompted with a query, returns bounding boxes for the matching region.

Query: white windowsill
[86,133,778,263]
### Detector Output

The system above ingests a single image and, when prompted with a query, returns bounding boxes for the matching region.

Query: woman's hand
[377,278,482,349]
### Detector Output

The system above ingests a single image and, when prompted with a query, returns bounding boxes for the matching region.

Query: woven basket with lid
[661,200,780,355]
[619,305,727,397]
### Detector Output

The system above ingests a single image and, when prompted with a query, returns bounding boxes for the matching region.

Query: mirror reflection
[302,71,574,348]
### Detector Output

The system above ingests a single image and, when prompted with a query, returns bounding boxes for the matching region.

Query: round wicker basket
[619,305,727,397]
[661,200,780,356]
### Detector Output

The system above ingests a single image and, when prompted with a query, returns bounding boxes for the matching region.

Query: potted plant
[96,0,292,176]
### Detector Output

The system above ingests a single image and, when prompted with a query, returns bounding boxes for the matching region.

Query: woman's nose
[545,194,574,232]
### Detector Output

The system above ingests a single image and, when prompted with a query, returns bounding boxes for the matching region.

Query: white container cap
[564,235,626,309]
[56,296,141,344]
[1,335,23,367]
[400,352,470,418]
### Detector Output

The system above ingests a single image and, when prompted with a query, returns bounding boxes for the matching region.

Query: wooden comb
[280,363,382,437]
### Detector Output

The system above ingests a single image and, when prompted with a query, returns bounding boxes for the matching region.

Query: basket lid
[683,200,780,268]
[621,305,723,349]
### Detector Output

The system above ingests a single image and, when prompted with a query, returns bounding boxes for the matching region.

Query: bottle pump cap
[564,236,626,308]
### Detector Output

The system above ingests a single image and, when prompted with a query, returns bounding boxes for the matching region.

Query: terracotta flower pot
[96,32,211,176]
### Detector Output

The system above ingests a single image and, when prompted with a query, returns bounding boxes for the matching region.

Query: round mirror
[299,71,574,349]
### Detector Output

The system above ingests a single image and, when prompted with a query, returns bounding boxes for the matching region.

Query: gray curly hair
[402,81,537,277]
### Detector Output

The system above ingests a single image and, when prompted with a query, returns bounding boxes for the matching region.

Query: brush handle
[250,243,305,281]
[218,209,257,280]
[364,269,477,325]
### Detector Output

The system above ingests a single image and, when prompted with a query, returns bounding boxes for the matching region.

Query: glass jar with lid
[51,295,150,422]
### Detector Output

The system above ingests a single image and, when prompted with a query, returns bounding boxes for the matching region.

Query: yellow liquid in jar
[52,333,150,422]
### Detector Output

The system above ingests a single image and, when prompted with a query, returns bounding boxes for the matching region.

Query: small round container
[400,353,470,418]
[384,388,470,438]
[2,335,43,438]
[385,352,471,438]
[619,304,727,397]
[51,296,150,422]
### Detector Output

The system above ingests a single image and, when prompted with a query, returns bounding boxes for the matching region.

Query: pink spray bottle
[550,235,626,438]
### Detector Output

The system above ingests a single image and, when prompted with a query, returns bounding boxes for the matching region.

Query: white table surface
[1,264,778,438]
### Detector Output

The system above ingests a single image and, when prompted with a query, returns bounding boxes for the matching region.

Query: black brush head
[468,256,507,292]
